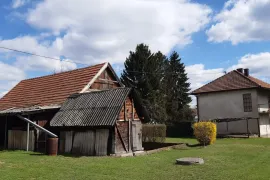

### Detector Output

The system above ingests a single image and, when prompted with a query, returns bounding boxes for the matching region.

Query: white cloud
[186,64,225,107]
[228,52,270,78]
[0,62,25,98]
[0,61,25,81]
[0,36,77,72]
[25,0,212,63]
[11,0,29,9]
[186,64,224,91]
[207,0,270,44]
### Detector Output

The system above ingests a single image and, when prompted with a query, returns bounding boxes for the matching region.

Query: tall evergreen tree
[165,51,192,122]
[121,44,167,123]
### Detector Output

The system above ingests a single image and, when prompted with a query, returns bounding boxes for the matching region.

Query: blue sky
[1,0,270,98]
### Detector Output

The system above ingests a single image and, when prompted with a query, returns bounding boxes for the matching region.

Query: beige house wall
[197,89,260,134]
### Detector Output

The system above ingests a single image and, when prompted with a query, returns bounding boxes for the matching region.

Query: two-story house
[192,68,270,137]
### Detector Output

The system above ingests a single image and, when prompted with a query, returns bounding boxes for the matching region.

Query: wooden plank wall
[91,68,121,90]
[8,130,35,151]
[59,129,110,156]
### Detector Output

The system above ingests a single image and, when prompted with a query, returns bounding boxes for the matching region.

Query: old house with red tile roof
[0,62,146,156]
[192,68,270,137]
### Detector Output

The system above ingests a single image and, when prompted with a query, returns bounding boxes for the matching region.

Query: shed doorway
[132,121,143,151]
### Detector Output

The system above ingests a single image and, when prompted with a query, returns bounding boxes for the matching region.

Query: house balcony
[258,104,269,114]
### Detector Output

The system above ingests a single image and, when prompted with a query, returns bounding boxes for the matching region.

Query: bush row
[142,124,166,143]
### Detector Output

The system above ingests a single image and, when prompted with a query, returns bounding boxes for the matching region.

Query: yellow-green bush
[193,122,216,145]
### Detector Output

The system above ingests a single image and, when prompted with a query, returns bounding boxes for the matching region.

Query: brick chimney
[244,68,249,76]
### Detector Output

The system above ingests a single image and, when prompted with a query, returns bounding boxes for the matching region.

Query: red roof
[192,70,270,95]
[0,63,106,110]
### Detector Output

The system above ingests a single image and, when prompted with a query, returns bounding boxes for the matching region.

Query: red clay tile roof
[0,63,106,110]
[192,70,270,95]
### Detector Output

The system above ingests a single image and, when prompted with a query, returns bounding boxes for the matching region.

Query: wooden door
[132,121,143,151]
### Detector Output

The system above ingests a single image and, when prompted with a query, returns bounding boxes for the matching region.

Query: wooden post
[124,100,126,121]
[26,115,30,151]
[226,121,229,132]
[4,116,7,149]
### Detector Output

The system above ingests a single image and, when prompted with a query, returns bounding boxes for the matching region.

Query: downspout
[17,115,57,138]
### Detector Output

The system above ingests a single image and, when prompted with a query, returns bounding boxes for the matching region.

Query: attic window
[243,93,252,112]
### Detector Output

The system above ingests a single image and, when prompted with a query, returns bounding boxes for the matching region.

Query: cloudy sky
[1,0,270,103]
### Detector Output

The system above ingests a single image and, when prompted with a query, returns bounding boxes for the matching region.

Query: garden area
[0,137,270,179]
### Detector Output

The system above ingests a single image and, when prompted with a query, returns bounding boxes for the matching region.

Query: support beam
[4,116,7,149]
[17,115,57,138]
[26,121,30,151]
[257,118,261,137]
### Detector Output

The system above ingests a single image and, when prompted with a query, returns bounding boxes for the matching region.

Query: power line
[0,46,88,66]
[0,46,225,76]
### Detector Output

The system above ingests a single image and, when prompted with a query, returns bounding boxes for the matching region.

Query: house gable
[80,63,123,92]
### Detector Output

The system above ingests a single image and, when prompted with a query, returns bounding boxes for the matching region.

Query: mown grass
[1,138,270,180]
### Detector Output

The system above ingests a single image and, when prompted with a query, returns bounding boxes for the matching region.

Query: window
[243,93,252,112]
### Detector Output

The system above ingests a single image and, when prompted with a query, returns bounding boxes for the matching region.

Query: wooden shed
[50,87,145,156]
[0,62,135,153]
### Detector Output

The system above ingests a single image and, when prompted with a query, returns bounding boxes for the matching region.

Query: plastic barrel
[46,138,58,156]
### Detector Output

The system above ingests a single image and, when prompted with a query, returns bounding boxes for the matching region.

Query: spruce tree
[121,44,167,123]
[165,51,192,122]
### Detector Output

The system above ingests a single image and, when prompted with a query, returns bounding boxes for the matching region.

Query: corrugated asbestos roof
[0,63,106,111]
[191,70,270,94]
[50,88,131,127]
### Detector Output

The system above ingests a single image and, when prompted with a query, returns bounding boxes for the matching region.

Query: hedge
[142,124,166,143]
[166,122,193,137]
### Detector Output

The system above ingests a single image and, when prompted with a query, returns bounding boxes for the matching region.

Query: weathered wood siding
[118,97,139,120]
[8,130,34,151]
[132,121,143,151]
[59,129,110,156]
[91,67,121,90]
[115,121,129,153]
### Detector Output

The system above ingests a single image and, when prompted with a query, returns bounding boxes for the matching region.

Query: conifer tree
[165,51,192,122]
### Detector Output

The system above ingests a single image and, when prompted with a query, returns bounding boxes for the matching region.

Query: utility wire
[0,46,88,66]
[0,46,225,75]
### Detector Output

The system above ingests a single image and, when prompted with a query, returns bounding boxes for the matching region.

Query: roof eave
[191,87,259,95]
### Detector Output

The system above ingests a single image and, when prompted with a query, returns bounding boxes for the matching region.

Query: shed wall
[115,121,129,153]
[118,97,139,120]
[59,129,110,156]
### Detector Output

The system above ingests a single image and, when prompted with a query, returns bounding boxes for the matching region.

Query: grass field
[1,138,270,180]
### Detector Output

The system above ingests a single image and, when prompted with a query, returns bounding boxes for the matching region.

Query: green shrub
[142,124,166,143]
[193,122,216,145]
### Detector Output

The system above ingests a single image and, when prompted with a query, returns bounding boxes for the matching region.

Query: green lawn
[1,138,270,180]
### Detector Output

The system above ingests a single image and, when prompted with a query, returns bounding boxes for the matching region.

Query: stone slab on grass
[176,157,204,165]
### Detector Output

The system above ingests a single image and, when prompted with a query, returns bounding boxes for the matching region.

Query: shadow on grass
[186,143,203,147]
